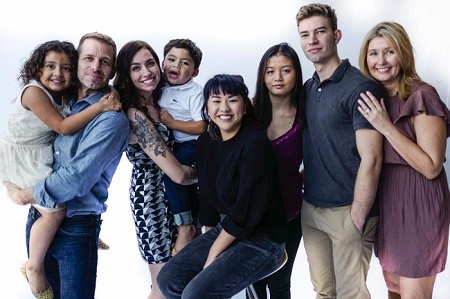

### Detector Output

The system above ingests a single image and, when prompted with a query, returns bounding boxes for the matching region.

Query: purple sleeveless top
[271,122,303,222]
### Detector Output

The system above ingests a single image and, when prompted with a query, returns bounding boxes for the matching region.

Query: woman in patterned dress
[114,40,196,299]
[358,22,450,299]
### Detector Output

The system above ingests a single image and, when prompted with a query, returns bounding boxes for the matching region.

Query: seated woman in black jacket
[157,74,287,299]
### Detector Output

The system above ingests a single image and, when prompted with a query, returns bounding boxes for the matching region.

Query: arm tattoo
[131,113,167,158]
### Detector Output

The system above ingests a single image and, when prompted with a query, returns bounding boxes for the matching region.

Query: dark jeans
[163,140,198,226]
[26,206,101,299]
[157,225,285,299]
[250,217,302,299]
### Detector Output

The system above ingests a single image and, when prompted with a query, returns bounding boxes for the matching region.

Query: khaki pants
[301,201,378,299]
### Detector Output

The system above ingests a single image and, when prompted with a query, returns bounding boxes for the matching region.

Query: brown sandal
[98,239,110,250]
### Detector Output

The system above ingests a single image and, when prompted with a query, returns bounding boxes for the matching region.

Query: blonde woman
[358,21,450,299]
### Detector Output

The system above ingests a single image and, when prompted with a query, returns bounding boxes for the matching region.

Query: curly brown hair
[18,40,79,97]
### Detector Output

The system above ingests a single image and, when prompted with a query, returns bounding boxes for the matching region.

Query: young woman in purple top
[252,42,304,299]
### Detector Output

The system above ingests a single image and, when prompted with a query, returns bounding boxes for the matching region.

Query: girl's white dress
[0,80,65,211]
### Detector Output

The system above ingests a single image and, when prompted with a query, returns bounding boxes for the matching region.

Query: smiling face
[38,51,72,98]
[162,47,198,86]
[129,48,161,96]
[264,53,296,98]
[77,38,115,93]
[366,36,401,96]
[297,15,340,65]
[207,91,246,141]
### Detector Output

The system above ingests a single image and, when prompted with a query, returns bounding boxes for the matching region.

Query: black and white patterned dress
[125,122,176,264]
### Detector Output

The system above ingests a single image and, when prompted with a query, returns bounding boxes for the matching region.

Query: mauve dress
[375,83,450,278]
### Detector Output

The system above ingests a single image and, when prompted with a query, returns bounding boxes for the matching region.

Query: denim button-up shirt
[32,87,130,217]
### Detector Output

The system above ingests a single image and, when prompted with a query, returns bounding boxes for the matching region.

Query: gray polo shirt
[303,59,385,207]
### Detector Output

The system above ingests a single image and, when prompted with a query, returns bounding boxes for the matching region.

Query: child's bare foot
[172,224,196,256]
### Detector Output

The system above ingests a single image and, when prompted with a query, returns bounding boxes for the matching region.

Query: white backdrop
[1,0,449,298]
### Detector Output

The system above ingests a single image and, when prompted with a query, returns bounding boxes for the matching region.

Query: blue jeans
[157,225,285,299]
[163,140,198,226]
[26,206,101,299]
[250,217,302,299]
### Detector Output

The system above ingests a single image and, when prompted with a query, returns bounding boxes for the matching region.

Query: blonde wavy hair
[359,21,423,101]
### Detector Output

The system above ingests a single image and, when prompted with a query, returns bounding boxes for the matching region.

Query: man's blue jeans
[26,206,101,299]
[157,225,285,298]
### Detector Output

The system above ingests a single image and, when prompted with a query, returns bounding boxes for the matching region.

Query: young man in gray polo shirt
[296,3,385,298]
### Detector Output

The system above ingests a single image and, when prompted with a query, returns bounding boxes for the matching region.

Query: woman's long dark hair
[252,43,304,130]
[201,74,255,140]
[113,40,166,120]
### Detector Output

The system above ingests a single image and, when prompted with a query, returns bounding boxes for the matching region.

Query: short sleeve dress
[375,83,450,278]
[0,80,64,189]
[125,121,177,264]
